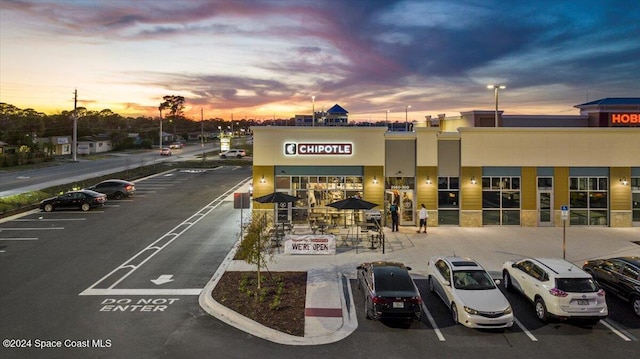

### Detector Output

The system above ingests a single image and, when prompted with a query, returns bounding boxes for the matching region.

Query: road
[0,144,218,197]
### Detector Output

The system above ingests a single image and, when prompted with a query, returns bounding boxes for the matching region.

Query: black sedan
[357,261,423,321]
[85,179,135,200]
[40,189,107,212]
[583,257,640,317]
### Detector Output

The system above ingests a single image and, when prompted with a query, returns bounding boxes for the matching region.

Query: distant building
[295,103,349,126]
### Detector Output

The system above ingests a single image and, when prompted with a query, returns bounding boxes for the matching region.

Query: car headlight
[504,306,512,314]
[464,306,480,315]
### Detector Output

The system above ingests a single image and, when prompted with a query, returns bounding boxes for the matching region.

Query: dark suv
[583,257,640,317]
[86,179,136,200]
[357,261,423,321]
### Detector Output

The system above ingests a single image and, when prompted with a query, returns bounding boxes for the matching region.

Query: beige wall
[460,128,640,167]
[415,128,439,166]
[251,127,386,166]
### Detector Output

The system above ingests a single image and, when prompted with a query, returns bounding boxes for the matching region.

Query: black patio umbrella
[327,197,378,252]
[326,197,377,210]
[253,191,299,204]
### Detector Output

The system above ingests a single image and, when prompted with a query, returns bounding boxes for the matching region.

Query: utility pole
[72,89,78,162]
[201,108,205,164]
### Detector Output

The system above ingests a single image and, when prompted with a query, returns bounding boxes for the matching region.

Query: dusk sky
[1,0,638,122]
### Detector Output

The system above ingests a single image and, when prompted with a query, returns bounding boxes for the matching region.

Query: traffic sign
[561,205,569,221]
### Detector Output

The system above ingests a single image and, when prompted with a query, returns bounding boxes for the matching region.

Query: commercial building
[252,98,640,228]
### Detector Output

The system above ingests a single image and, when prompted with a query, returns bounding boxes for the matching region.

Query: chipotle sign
[284,142,353,156]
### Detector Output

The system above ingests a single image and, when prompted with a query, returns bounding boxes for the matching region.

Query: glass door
[400,190,415,226]
[537,177,553,227]
[538,192,553,226]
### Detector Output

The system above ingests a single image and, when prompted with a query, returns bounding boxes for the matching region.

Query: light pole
[158,104,163,151]
[311,96,315,127]
[405,105,411,131]
[487,85,506,127]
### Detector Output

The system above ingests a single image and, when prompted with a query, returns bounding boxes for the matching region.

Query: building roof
[327,104,348,114]
[575,98,640,107]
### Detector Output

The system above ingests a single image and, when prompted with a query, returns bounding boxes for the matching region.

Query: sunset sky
[1,0,638,122]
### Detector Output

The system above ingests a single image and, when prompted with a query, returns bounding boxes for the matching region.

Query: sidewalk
[199,225,640,345]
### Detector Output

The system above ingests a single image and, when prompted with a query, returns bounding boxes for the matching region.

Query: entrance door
[399,190,414,226]
[538,191,553,226]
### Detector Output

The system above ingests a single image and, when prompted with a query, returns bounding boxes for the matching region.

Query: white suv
[502,258,608,323]
[219,149,246,159]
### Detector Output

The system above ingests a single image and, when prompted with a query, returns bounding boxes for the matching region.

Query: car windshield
[452,270,496,290]
[555,278,599,293]
[373,267,415,292]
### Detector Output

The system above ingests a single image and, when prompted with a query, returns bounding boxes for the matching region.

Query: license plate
[577,299,589,305]
[393,301,404,309]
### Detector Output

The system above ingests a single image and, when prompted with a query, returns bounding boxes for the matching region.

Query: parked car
[427,256,514,329]
[40,189,107,212]
[219,149,246,158]
[85,179,136,200]
[357,261,422,321]
[583,257,640,317]
[169,142,184,149]
[502,257,608,323]
[160,147,172,156]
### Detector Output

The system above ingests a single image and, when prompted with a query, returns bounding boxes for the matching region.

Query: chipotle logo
[284,143,353,155]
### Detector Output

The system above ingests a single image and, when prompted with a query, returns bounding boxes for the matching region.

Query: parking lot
[1,167,639,358]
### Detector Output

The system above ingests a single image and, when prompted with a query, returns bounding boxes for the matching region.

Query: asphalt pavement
[199,222,640,345]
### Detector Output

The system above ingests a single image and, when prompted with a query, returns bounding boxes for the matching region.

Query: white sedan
[427,256,514,329]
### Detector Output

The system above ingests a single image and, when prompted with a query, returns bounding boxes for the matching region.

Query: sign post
[561,205,569,259]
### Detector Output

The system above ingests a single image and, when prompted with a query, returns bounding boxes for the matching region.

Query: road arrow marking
[151,274,174,285]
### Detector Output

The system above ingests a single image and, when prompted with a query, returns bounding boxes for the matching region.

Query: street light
[487,85,506,127]
[311,96,315,127]
[405,105,411,131]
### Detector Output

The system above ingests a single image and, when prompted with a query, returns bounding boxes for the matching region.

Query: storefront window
[438,177,459,225]
[569,176,608,225]
[279,175,364,224]
[632,177,640,222]
[482,176,521,225]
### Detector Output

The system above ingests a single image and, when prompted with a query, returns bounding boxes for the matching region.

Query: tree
[235,212,275,291]
[160,95,186,139]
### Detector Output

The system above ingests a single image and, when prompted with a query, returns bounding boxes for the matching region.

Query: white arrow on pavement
[150,274,174,285]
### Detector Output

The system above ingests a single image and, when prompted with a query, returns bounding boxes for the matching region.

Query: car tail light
[372,296,392,305]
[549,287,568,297]
[125,185,133,190]
[597,289,605,297]
[409,296,422,305]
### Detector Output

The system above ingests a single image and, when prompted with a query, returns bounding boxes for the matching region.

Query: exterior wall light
[259,175,266,184]
[471,176,477,185]
[426,176,432,185]
[373,176,378,184]
[620,177,628,186]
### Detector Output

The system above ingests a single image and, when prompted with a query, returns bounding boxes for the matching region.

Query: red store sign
[610,113,640,125]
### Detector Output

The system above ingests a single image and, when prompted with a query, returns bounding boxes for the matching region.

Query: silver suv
[219,149,246,158]
[502,257,608,323]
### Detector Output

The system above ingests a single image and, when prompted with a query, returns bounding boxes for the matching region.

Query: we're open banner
[284,235,336,255]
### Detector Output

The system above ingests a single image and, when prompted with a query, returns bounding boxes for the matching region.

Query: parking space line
[14,218,86,222]
[421,303,446,341]
[514,318,538,341]
[0,238,38,240]
[0,227,64,231]
[600,319,635,341]
[79,177,252,295]
[80,288,201,296]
